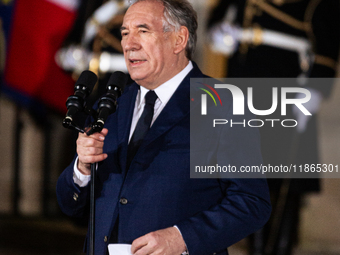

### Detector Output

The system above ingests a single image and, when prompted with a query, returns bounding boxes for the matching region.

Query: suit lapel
[137,63,205,152]
[116,83,139,172]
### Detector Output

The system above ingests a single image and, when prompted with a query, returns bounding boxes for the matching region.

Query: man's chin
[129,72,147,83]
[131,76,157,89]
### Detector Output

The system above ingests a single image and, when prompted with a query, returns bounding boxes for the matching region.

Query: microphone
[86,71,128,135]
[63,70,98,129]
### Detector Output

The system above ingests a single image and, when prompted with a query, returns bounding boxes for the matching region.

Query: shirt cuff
[173,225,189,255]
[73,157,91,187]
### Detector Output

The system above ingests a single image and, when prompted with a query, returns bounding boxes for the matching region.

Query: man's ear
[173,26,189,55]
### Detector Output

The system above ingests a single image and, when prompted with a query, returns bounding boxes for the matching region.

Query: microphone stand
[89,162,96,255]
[63,71,126,255]
[63,114,97,255]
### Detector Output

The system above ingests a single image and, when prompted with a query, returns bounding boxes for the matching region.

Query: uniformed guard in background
[57,0,130,105]
[208,0,340,254]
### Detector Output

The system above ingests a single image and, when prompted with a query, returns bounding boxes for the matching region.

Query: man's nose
[123,33,141,51]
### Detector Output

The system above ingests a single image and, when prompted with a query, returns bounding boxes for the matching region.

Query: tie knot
[145,90,158,106]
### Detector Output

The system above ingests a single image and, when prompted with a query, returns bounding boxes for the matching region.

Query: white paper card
[108,244,132,255]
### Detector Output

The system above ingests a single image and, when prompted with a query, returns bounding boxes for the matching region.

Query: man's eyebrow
[120,24,150,32]
[137,24,150,29]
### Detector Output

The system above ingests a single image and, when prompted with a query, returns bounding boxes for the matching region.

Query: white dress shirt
[73,61,193,187]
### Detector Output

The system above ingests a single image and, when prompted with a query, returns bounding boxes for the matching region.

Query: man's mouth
[129,59,146,64]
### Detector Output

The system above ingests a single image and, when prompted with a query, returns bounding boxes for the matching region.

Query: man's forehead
[122,1,164,27]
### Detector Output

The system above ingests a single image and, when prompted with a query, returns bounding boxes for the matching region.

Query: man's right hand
[76,128,109,175]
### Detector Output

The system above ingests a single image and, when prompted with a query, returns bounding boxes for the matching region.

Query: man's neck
[139,58,190,90]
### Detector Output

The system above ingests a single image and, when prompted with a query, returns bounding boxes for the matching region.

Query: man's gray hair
[129,0,198,60]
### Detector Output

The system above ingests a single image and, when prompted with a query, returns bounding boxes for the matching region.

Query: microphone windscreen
[107,71,128,89]
[75,70,98,92]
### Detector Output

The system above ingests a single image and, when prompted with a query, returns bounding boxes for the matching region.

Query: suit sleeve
[56,156,91,219]
[176,100,271,255]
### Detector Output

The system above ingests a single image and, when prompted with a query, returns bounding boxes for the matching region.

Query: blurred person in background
[208,0,340,254]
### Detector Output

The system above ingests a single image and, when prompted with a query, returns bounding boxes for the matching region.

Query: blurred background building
[0,0,339,254]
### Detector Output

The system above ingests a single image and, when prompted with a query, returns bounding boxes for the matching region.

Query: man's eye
[121,31,128,36]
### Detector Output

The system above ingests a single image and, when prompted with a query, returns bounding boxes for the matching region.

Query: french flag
[4,0,79,114]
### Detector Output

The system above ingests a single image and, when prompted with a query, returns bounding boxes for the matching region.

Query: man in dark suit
[56,0,271,254]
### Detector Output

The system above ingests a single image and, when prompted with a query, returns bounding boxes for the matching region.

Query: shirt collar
[137,61,193,107]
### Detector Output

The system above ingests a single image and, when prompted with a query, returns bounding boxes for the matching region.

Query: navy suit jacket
[56,63,271,255]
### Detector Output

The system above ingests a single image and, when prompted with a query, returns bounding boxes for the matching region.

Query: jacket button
[104,236,108,242]
[73,193,78,201]
[120,198,128,205]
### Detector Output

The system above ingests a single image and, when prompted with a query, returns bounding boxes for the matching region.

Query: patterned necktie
[127,90,158,169]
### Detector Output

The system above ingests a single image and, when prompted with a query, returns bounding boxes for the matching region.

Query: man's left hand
[131,227,187,255]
